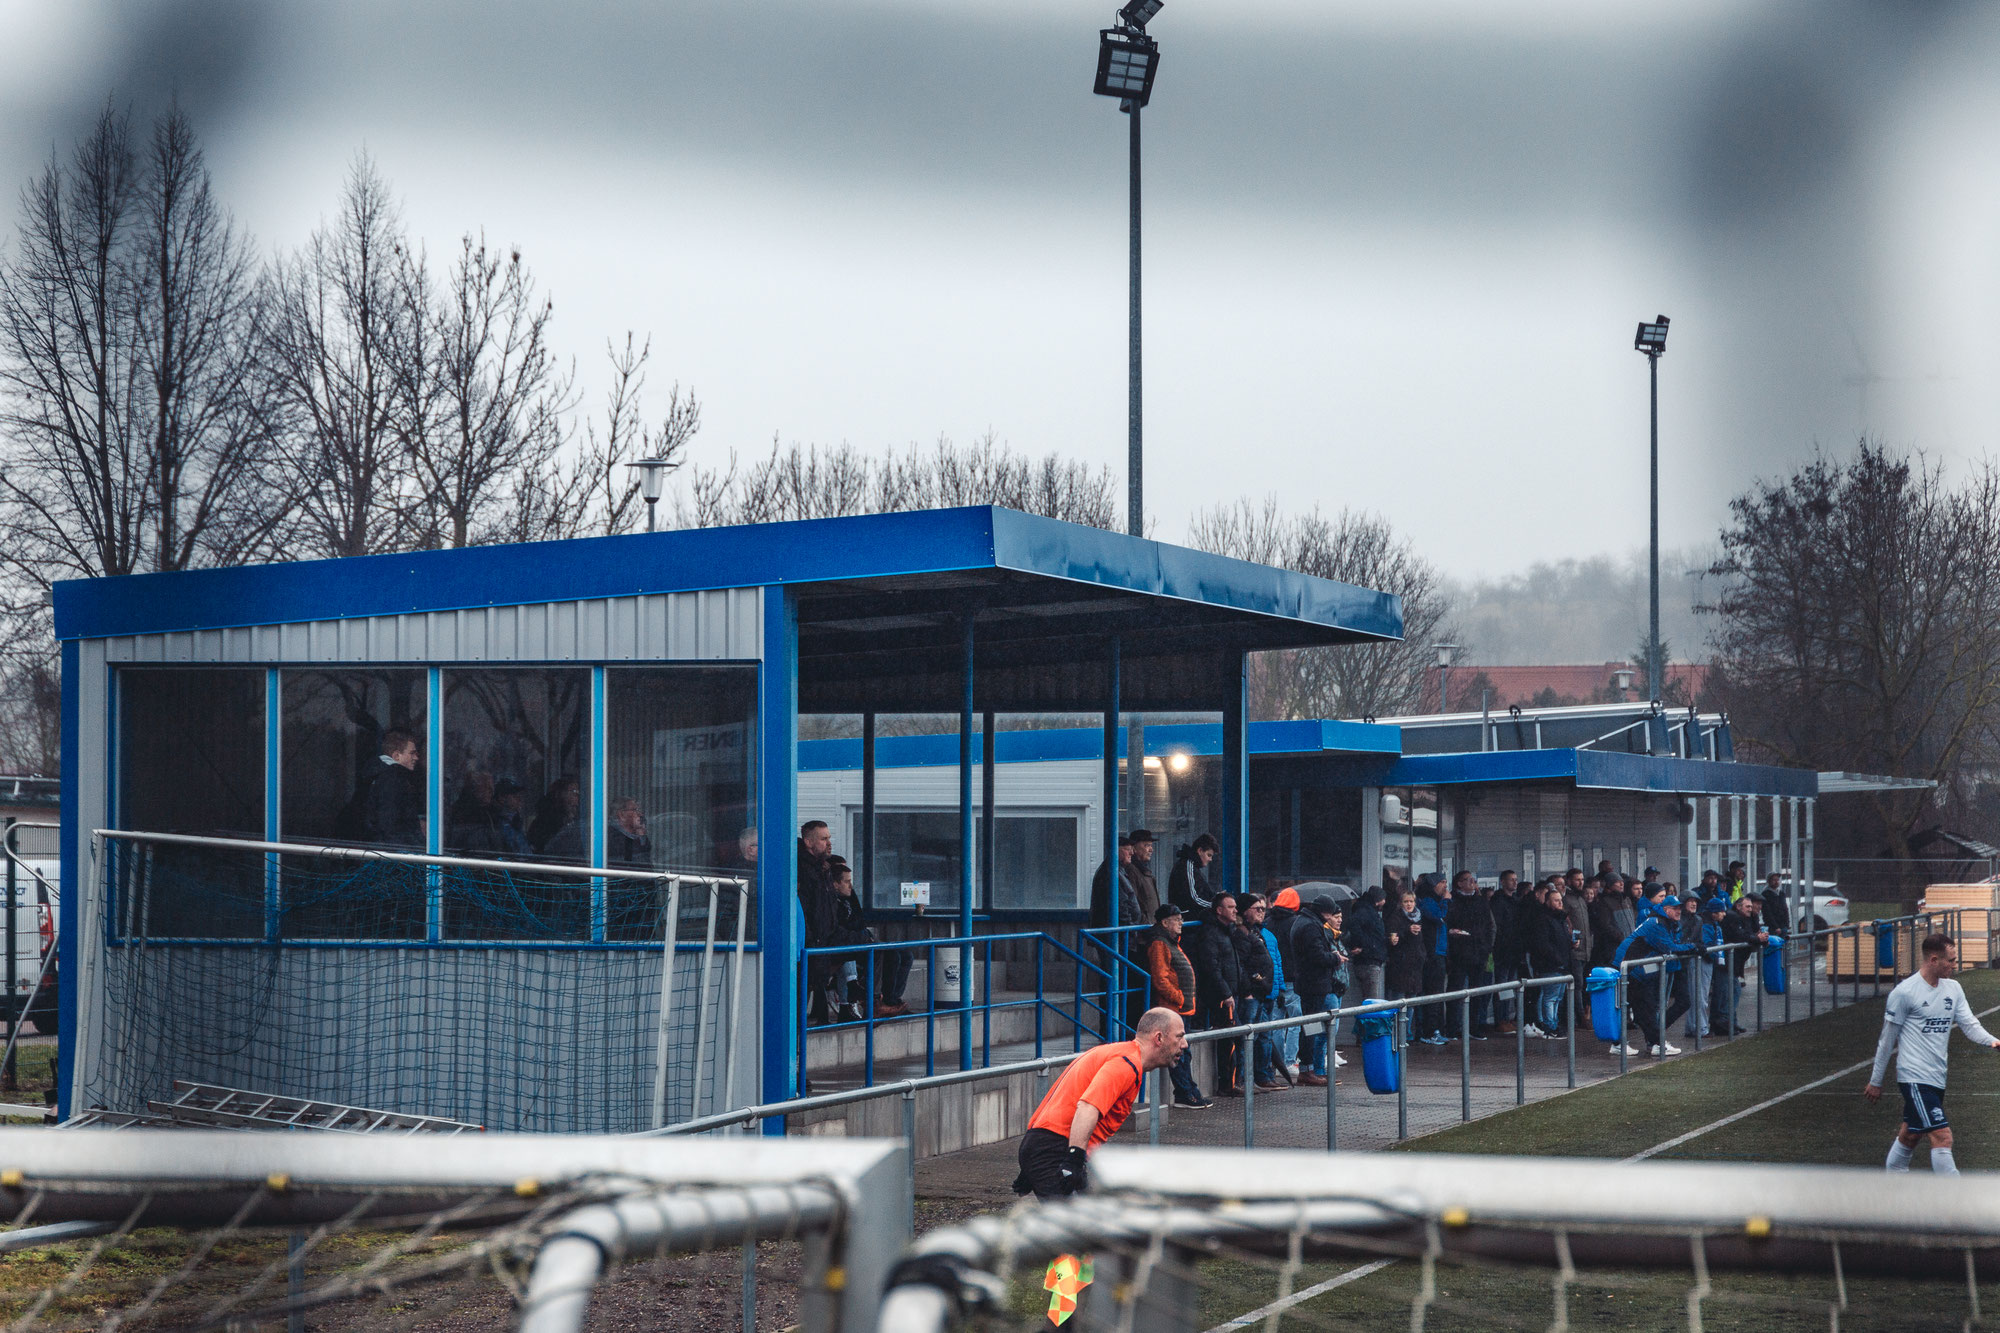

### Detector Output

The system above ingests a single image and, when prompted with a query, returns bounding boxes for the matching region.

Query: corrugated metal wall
[1460,786,1684,883]
[93,589,763,664]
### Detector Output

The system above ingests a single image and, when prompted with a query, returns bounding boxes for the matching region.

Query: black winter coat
[1722,911,1766,977]
[1444,892,1496,970]
[1527,905,1572,975]
[1342,901,1388,966]
[1288,913,1342,1002]
[1232,924,1274,1001]
[1760,889,1791,934]
[1166,854,1214,915]
[1384,908,1429,997]
[1265,905,1303,987]
[1187,917,1242,1009]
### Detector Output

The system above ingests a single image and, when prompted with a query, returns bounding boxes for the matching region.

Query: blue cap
[1705,896,1730,914]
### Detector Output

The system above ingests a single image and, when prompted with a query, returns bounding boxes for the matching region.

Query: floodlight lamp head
[1433,642,1458,669]
[1095,28,1159,107]
[626,456,678,503]
[1634,315,1670,357]
[1118,0,1164,30]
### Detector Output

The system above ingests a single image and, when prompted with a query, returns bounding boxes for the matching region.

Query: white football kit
[1869,974,1994,1090]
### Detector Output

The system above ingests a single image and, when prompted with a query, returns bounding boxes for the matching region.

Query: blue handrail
[799,927,1161,1087]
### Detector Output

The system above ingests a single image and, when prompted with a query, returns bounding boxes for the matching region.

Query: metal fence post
[1395,1006,1408,1141]
[901,1088,917,1237]
[741,1239,757,1333]
[1324,1013,1337,1152]
[1241,1025,1255,1149]
[287,1232,306,1333]
[1564,985,1575,1089]
[1692,951,1704,1053]
[1617,967,1629,1076]
[1808,923,1817,1019]
[1460,992,1472,1122]
[1149,1067,1160,1146]
[1514,980,1526,1106]
[1783,930,1792,1025]
[1656,961,1668,1056]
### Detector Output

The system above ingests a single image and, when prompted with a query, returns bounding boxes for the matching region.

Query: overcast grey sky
[5,0,1999,578]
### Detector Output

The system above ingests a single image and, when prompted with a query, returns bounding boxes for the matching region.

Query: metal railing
[799,923,1164,1087]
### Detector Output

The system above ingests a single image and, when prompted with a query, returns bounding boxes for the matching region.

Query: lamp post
[1433,642,1458,713]
[626,457,679,533]
[1094,1,1162,538]
[1633,315,1670,703]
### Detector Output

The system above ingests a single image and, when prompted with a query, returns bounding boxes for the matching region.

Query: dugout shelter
[52,506,1402,1131]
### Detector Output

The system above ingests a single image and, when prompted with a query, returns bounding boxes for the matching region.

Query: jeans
[1685,959,1711,1037]
[1493,959,1519,1023]
[1350,962,1385,1005]
[1273,988,1303,1067]
[1251,996,1287,1084]
[1537,975,1568,1032]
[1300,1015,1335,1077]
[1167,1041,1202,1103]
[1711,969,1741,1035]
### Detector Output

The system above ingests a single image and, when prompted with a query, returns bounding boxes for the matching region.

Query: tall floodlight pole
[1095,1,1163,537]
[1634,316,1670,703]
[1433,642,1458,713]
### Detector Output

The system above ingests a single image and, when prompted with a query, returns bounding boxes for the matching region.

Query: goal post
[880,1147,2000,1332]
[0,1127,907,1332]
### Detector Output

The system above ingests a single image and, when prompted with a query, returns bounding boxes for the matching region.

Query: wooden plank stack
[1921,884,1999,966]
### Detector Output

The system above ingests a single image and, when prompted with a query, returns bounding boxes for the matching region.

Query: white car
[1769,879,1845,933]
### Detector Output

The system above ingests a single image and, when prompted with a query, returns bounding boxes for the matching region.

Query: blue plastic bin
[1763,937,1788,995]
[1586,967,1622,1041]
[1876,923,1897,970]
[1355,1003,1399,1095]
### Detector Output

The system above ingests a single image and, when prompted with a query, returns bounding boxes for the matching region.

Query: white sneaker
[1333,1053,1348,1067]
[1649,1041,1682,1057]
[1612,1043,1638,1055]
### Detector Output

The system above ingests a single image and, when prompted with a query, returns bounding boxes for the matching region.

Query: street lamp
[625,457,679,533]
[1093,3,1162,538]
[1633,315,1669,704]
[1433,642,1459,713]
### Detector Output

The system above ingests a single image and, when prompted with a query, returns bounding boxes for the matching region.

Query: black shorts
[1012,1127,1077,1200]
[1900,1082,1948,1133]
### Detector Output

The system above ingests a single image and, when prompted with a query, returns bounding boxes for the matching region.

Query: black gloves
[1058,1146,1089,1195]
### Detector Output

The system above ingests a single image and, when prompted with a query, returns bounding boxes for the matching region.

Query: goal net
[0,1126,905,1333]
[880,1147,2000,1332]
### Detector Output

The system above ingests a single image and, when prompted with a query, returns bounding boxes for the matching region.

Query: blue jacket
[1419,894,1450,957]
[1612,917,1690,973]
[1261,926,1288,993]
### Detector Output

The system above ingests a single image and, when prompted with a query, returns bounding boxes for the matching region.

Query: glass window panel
[442,669,590,940]
[603,668,758,942]
[278,670,429,940]
[858,810,964,913]
[990,815,1080,911]
[115,668,265,939]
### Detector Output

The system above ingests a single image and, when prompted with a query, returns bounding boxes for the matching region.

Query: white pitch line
[1203,1259,1397,1332]
[1622,999,2000,1163]
[1202,995,1998,1330]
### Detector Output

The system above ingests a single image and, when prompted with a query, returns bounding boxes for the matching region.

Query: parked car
[3,857,58,1037]
[1768,878,1845,933]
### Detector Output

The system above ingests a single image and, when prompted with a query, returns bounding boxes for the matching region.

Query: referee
[1013,1007,1189,1199]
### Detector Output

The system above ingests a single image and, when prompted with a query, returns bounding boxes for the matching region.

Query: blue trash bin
[1355,1003,1399,1095]
[1587,967,1622,1042]
[1763,937,1788,995]
[1876,922,1897,970]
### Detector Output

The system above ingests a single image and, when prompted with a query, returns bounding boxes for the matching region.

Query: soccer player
[1012,1007,1189,1199]
[1864,934,1999,1175]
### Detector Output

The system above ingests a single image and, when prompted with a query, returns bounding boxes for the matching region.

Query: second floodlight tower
[1633,315,1670,706]
[1095,0,1162,537]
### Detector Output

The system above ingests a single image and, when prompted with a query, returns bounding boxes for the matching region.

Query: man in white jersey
[1864,934,1999,1175]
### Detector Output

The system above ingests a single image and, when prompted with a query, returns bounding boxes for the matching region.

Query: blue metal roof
[799,718,1402,771]
[799,719,1813,797]
[52,506,1404,645]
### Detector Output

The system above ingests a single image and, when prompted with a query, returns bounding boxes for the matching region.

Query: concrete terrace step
[804,988,1100,1076]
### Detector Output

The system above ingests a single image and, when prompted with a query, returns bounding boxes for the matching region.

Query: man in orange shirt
[1012,1007,1189,1199]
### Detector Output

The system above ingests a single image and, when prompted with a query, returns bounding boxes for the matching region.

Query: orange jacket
[1144,930,1197,1015]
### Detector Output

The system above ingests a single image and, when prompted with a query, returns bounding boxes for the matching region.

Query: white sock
[1932,1147,1958,1176]
[1886,1139,1914,1172]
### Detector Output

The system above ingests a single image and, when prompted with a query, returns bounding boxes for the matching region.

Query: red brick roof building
[1430,662,1710,712]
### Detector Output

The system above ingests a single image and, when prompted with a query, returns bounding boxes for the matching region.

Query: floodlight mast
[1634,315,1670,710]
[1093,4,1162,538]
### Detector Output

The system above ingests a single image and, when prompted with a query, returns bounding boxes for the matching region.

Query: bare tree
[402,233,577,548]
[1707,442,2000,856]
[668,432,1118,530]
[1189,497,1458,720]
[261,154,415,558]
[0,104,283,588]
[506,333,700,541]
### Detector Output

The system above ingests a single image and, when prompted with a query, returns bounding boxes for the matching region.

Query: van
[3,857,58,1037]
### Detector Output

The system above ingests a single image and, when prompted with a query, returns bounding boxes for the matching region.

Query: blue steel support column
[860,713,876,902]
[759,586,801,1129]
[981,710,996,917]
[958,616,976,1069]
[264,670,280,942]
[1102,639,1121,1039]
[1221,650,1249,902]
[55,638,79,1121]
